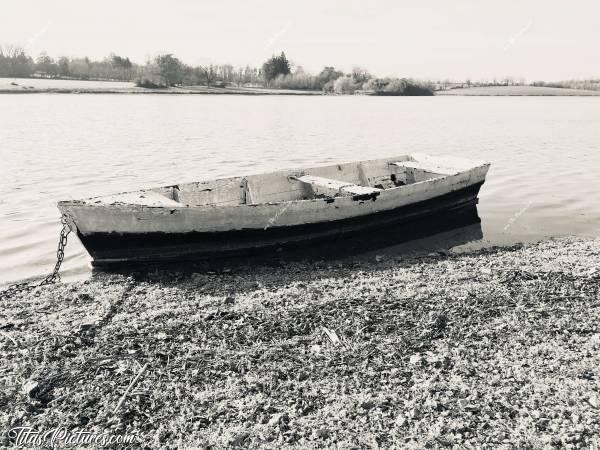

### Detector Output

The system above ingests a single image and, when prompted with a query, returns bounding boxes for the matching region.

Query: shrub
[322,80,336,93]
[317,67,344,90]
[135,79,166,89]
[365,77,434,96]
[384,78,406,94]
[402,82,434,96]
[270,72,319,90]
[333,76,357,94]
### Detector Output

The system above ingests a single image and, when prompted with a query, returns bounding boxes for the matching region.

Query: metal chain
[0,216,71,300]
[39,216,72,286]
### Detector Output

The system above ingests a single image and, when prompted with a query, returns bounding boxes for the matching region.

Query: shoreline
[1,237,599,448]
[3,81,600,96]
[0,79,321,96]
[3,89,600,96]
[0,88,323,96]
[436,85,600,96]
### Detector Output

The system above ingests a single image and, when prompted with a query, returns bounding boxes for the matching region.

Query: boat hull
[81,182,484,266]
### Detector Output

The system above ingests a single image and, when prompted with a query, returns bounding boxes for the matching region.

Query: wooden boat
[58,154,490,266]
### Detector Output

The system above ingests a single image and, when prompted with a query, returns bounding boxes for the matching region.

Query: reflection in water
[317,207,483,261]
[92,206,483,277]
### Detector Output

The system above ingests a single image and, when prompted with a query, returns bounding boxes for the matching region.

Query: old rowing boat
[58,154,490,266]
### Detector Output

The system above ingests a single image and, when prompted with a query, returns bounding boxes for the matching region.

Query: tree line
[262,55,433,95]
[0,44,264,86]
[260,53,433,95]
[0,44,136,81]
[3,44,599,94]
[136,54,263,88]
[1,44,434,95]
[531,79,600,91]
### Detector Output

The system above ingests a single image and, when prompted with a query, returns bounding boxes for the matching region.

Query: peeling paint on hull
[82,183,484,266]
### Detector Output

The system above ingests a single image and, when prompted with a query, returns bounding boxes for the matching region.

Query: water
[1,94,599,285]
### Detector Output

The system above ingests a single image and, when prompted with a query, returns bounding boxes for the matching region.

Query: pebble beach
[1,237,599,448]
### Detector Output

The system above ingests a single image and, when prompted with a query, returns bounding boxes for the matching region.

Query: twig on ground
[322,327,341,347]
[47,391,70,405]
[0,331,18,347]
[113,363,149,414]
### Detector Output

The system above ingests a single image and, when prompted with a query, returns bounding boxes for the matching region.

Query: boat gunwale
[57,155,490,210]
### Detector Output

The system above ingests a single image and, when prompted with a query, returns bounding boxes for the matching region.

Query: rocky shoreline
[1,237,599,448]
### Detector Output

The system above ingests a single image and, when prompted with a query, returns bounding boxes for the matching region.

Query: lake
[1,93,599,285]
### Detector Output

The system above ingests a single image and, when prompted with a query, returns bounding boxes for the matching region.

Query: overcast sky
[2,0,599,81]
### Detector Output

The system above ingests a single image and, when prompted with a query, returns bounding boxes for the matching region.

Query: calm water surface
[1,94,599,285]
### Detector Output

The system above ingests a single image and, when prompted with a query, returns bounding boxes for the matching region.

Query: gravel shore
[1,238,599,449]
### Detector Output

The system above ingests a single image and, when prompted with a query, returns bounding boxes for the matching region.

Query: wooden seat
[292,175,382,198]
[390,161,457,175]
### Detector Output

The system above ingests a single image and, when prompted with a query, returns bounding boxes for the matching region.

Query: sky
[2,0,599,81]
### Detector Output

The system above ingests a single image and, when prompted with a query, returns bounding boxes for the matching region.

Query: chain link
[0,216,72,300]
[39,216,72,286]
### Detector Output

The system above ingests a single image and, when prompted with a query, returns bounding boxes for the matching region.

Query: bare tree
[199,65,216,87]
[2,44,34,77]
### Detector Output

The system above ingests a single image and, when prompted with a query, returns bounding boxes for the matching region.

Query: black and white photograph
[1,1,599,448]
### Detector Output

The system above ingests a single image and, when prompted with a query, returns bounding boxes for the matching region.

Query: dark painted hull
[81,182,484,266]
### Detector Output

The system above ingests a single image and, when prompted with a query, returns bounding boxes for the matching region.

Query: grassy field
[437,86,600,96]
[1,238,599,448]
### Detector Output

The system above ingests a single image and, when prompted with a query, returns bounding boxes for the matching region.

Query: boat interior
[91,155,459,208]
